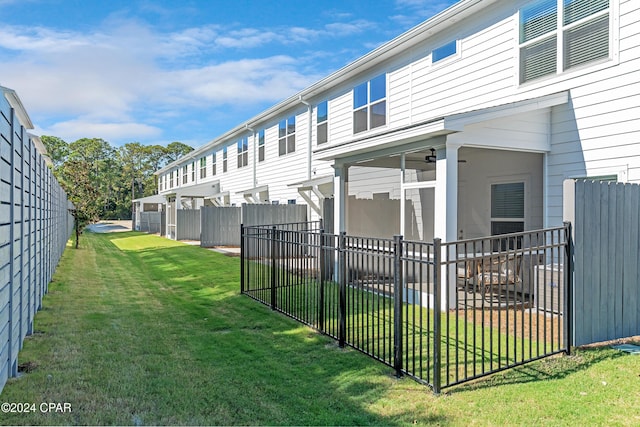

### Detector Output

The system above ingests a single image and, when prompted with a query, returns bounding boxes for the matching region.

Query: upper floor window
[432,40,457,63]
[199,157,207,179]
[191,162,195,181]
[317,101,328,145]
[223,147,228,172]
[258,129,265,162]
[519,0,610,84]
[278,116,296,156]
[182,166,188,184]
[353,74,386,134]
[212,152,217,176]
[237,137,248,168]
[159,176,163,192]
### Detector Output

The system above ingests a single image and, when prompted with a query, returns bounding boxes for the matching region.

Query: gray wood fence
[139,212,165,235]
[565,179,640,346]
[200,206,241,247]
[242,203,307,227]
[0,93,73,392]
[176,209,201,241]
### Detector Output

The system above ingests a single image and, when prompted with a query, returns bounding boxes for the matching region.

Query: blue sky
[0,0,457,148]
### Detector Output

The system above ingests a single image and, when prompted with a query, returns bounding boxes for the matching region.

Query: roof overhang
[316,91,570,164]
[1,86,33,129]
[132,194,166,204]
[161,181,221,199]
[236,185,269,204]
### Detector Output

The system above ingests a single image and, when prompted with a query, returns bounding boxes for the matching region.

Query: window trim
[353,74,387,135]
[278,116,296,156]
[237,137,249,169]
[258,129,265,162]
[317,100,328,145]
[431,40,459,64]
[223,147,228,172]
[199,157,207,179]
[517,0,615,86]
[489,177,529,236]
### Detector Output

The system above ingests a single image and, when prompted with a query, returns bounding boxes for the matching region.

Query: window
[491,182,525,236]
[432,40,457,63]
[169,171,174,188]
[353,74,386,134]
[258,129,265,162]
[159,176,163,191]
[519,0,610,83]
[199,157,207,179]
[223,147,228,172]
[237,137,248,168]
[317,101,328,145]
[212,152,217,176]
[182,166,188,184]
[278,116,296,156]
[191,162,195,181]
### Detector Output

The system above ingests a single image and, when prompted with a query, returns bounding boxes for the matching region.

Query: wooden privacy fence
[200,206,241,247]
[0,92,73,392]
[565,179,640,345]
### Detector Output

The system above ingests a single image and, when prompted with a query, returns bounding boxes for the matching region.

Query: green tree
[40,135,69,169]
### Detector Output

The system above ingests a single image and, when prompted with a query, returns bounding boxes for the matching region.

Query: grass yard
[0,231,638,426]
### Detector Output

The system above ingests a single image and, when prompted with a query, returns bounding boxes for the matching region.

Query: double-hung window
[199,157,207,179]
[223,147,228,172]
[519,0,610,83]
[191,162,195,181]
[169,171,174,188]
[317,101,328,145]
[491,182,525,236]
[212,152,217,176]
[258,129,265,162]
[182,166,188,184]
[278,116,296,156]
[353,74,386,134]
[237,137,248,168]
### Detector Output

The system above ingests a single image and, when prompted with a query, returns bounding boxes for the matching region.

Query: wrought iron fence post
[338,231,347,348]
[564,221,573,355]
[393,234,404,378]
[319,228,326,333]
[433,238,442,394]
[240,223,245,294]
[271,226,277,311]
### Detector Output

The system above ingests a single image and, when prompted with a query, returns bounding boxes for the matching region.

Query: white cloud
[35,119,162,143]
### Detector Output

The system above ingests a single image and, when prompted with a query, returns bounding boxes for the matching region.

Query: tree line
[42,136,193,225]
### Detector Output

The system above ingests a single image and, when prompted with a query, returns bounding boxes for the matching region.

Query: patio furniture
[472,253,522,297]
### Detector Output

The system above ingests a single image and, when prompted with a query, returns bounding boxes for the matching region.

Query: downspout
[300,97,313,221]
[299,96,312,181]
[246,124,256,187]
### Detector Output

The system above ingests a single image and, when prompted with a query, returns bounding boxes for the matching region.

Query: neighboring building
[156,0,639,243]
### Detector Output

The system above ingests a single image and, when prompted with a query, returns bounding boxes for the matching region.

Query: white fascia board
[132,194,166,204]
[1,86,34,129]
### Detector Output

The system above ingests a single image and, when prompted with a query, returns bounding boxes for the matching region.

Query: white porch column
[333,163,348,233]
[434,142,461,309]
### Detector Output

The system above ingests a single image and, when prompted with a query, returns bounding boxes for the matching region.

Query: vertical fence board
[571,180,640,345]
[0,90,72,393]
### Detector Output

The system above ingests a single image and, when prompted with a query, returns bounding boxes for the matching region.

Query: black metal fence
[241,222,572,392]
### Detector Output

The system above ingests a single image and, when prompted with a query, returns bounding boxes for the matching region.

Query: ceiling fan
[425,148,467,163]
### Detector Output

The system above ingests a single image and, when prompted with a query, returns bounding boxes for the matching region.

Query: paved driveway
[86,220,132,233]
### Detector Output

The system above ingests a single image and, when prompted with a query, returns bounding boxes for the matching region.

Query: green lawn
[0,231,638,426]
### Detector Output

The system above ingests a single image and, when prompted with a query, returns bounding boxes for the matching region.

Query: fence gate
[241,223,571,392]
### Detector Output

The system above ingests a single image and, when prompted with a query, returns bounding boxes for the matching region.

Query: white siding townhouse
[154,0,639,244]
